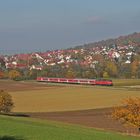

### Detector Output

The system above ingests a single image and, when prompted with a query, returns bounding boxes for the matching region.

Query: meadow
[0,115,139,140]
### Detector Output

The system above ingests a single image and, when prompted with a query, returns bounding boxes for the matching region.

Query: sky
[0,0,140,54]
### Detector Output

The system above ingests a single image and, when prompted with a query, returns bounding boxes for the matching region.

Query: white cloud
[86,16,103,24]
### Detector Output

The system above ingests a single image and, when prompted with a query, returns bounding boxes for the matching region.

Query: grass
[10,85,140,112]
[0,115,139,140]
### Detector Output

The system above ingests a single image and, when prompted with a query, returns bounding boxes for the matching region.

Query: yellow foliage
[103,71,109,78]
[8,70,21,80]
[65,69,76,78]
[112,97,140,128]
[0,90,14,113]
[106,61,118,77]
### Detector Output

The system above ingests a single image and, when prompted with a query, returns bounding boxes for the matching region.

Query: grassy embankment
[0,115,139,140]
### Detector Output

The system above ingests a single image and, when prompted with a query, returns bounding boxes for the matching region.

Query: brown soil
[27,108,139,134]
[0,80,62,92]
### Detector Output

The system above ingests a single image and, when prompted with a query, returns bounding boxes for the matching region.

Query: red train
[36,77,113,86]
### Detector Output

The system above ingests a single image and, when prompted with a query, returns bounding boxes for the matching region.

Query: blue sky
[0,0,140,54]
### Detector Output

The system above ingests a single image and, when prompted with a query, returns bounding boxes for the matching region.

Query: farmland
[0,79,140,139]
[10,86,140,112]
[7,80,140,113]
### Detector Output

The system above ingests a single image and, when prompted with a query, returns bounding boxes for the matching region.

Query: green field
[0,115,139,140]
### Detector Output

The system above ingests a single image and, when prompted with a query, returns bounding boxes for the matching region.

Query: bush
[0,90,14,113]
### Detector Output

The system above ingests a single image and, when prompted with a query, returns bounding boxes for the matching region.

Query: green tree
[28,69,38,80]
[119,64,131,78]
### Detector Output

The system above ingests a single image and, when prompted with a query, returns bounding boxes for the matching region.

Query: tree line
[0,58,140,80]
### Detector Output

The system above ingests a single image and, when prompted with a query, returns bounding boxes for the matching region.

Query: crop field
[0,79,140,139]
[10,86,140,112]
[113,79,140,86]
[7,81,140,113]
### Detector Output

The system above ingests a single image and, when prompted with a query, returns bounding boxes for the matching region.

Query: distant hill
[0,32,140,79]
[73,32,140,50]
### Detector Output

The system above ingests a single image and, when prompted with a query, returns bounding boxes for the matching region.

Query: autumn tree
[103,71,109,78]
[112,97,140,131]
[131,60,139,78]
[94,63,105,78]
[8,70,22,80]
[106,61,118,77]
[0,71,4,79]
[65,68,76,78]
[0,90,14,113]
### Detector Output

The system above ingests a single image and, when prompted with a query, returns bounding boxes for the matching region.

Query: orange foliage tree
[112,97,140,131]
